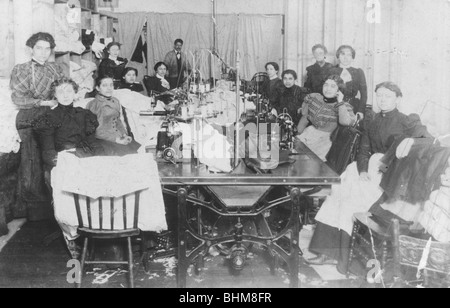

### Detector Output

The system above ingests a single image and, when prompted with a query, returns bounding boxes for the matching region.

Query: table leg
[289,187,301,288]
[177,187,188,288]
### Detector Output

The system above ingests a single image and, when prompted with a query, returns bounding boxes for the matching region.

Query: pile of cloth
[70,60,97,99]
[419,160,450,242]
[52,151,168,241]
[54,4,85,54]
[0,78,20,154]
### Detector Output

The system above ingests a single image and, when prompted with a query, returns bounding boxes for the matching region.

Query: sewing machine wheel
[162,135,183,163]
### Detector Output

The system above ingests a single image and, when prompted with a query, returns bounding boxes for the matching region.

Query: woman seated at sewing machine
[271,69,309,128]
[262,62,283,106]
[118,67,145,94]
[297,75,357,161]
[143,62,173,105]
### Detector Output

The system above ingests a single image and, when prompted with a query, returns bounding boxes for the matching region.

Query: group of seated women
[262,44,366,161]
[10,32,439,275]
[261,44,437,275]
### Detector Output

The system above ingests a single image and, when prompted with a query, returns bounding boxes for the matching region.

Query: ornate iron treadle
[163,186,303,288]
[158,142,341,288]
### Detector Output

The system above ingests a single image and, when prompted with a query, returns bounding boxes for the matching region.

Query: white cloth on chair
[51,152,167,240]
[315,153,385,235]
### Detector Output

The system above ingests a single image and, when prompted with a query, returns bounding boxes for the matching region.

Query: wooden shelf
[54,0,118,21]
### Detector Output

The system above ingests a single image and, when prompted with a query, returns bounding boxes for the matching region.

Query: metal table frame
[158,143,340,288]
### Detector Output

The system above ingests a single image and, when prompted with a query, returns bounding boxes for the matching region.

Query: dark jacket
[273,85,308,126]
[262,78,284,106]
[304,62,334,94]
[117,82,145,94]
[32,104,103,170]
[380,143,450,204]
[143,76,174,104]
[357,109,434,174]
[98,57,129,86]
[329,66,368,114]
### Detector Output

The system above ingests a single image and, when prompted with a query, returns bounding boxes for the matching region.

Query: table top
[158,142,341,186]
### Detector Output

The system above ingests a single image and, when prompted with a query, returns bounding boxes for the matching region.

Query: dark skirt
[16,108,53,221]
[309,222,366,276]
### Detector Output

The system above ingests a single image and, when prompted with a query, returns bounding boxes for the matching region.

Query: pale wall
[103,0,284,14]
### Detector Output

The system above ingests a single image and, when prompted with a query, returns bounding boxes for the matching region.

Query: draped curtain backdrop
[116,12,283,80]
[284,0,450,138]
[117,12,147,61]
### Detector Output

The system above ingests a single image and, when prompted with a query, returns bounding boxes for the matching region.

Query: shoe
[306,254,337,266]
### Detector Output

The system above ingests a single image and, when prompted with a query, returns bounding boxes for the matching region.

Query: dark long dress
[32,104,104,172]
[304,62,333,94]
[98,57,128,88]
[262,77,284,106]
[329,66,368,115]
[309,109,434,275]
[117,81,145,94]
[272,85,308,127]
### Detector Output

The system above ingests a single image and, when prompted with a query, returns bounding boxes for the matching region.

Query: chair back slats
[133,191,141,229]
[99,197,103,230]
[74,194,84,228]
[86,197,93,229]
[123,196,128,230]
[73,191,143,231]
[110,198,115,231]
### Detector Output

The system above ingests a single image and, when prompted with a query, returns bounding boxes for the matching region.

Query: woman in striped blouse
[297,75,356,161]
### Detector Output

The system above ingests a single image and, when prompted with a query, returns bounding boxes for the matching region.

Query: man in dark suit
[164,39,191,89]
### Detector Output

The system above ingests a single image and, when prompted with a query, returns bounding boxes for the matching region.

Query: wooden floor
[0,220,370,288]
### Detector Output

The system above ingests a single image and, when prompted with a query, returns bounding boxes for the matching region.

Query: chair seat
[353,212,392,239]
[78,228,140,239]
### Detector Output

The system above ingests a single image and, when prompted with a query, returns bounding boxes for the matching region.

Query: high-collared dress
[304,62,334,94]
[32,104,103,171]
[10,60,65,220]
[297,93,355,161]
[329,66,368,115]
[86,94,140,155]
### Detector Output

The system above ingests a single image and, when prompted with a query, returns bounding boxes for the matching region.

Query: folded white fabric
[51,152,167,239]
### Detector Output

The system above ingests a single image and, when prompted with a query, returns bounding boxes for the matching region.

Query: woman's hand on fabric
[40,100,58,108]
[360,172,371,182]
[396,138,415,159]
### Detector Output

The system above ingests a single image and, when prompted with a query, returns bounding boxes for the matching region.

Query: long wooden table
[157,142,340,288]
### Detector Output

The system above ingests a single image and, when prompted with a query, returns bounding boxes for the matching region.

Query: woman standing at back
[329,45,368,119]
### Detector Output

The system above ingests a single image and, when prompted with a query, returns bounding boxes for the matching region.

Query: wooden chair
[74,191,142,288]
[347,212,413,279]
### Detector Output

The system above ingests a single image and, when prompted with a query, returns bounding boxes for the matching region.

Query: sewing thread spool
[191,84,198,93]
[205,83,211,92]
[199,84,206,93]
